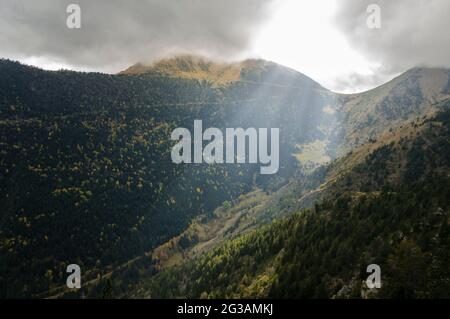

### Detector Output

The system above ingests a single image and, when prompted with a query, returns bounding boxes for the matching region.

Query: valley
[0,55,449,298]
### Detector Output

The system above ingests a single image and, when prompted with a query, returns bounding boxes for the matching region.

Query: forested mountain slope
[133,108,450,299]
[0,56,448,298]
[0,57,333,297]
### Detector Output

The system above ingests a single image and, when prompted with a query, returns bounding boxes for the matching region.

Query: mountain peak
[119,55,324,89]
[119,55,268,86]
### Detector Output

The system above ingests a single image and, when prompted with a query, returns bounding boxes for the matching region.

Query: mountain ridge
[119,55,326,91]
[0,56,449,298]
[2,57,448,95]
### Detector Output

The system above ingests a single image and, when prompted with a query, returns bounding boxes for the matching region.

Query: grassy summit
[120,55,269,86]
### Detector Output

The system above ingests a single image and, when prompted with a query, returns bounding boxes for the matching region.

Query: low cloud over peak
[0,0,273,72]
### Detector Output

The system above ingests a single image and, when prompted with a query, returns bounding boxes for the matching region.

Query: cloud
[334,0,450,75]
[0,0,273,72]
[331,69,397,93]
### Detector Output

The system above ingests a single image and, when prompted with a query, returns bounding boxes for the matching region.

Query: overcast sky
[1,0,449,93]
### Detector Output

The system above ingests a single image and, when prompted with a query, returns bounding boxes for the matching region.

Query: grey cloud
[332,70,397,94]
[334,0,450,75]
[0,0,273,72]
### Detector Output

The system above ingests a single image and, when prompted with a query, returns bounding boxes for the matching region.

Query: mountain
[336,67,450,154]
[120,55,253,85]
[120,55,325,89]
[0,57,330,297]
[130,107,450,299]
[0,56,448,298]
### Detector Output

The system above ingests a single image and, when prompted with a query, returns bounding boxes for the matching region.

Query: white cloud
[250,0,382,93]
